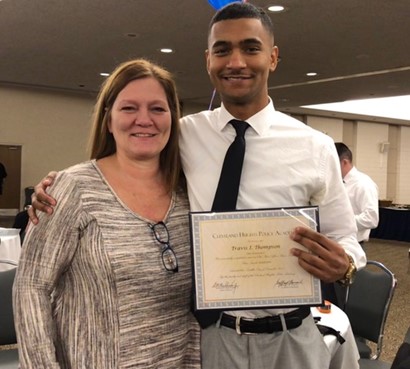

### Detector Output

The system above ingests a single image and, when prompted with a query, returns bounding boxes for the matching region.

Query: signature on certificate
[275,278,303,288]
[212,280,239,293]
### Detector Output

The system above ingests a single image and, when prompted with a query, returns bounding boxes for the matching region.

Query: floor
[364,238,410,362]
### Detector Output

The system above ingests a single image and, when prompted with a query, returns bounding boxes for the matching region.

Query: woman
[13,59,200,368]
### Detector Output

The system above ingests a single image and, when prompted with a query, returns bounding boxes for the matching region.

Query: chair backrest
[0,260,17,345]
[344,260,397,360]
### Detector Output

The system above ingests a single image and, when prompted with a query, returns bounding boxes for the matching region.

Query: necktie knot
[230,119,249,138]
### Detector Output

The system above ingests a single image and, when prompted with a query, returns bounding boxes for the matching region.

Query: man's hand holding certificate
[190,206,323,311]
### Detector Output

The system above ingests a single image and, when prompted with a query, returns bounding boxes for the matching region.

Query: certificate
[190,206,322,310]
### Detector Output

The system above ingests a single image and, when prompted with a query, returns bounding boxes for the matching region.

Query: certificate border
[189,206,322,310]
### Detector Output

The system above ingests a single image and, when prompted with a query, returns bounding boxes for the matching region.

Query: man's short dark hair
[208,2,274,39]
[335,142,353,162]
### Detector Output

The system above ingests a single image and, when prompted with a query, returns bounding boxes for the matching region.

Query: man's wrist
[338,254,357,286]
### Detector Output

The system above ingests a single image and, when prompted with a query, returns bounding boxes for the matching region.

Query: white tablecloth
[311,303,360,369]
[0,227,21,271]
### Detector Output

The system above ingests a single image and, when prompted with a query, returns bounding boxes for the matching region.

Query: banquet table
[311,303,360,369]
[0,227,21,271]
[370,206,410,242]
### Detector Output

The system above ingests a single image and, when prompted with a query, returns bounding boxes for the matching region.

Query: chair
[344,260,397,361]
[0,259,19,369]
[359,326,410,369]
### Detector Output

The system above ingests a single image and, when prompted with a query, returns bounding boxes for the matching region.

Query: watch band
[338,254,357,286]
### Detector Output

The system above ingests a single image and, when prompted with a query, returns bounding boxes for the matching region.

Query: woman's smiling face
[108,77,172,162]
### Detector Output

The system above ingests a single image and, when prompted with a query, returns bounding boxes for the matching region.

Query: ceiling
[1,0,410,112]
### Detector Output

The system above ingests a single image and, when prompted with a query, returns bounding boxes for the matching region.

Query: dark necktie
[193,119,250,329]
[212,119,250,211]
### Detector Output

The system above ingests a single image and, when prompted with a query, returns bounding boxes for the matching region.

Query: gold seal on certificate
[189,206,322,311]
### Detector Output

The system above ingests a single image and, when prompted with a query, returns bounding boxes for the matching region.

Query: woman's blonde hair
[88,59,181,193]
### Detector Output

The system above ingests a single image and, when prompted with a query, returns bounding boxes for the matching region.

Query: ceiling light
[160,48,173,54]
[306,72,318,77]
[268,5,286,12]
[100,72,110,77]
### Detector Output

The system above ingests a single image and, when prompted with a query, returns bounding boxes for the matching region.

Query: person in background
[13,59,200,369]
[29,3,366,368]
[335,142,379,248]
[12,186,33,243]
[12,206,29,244]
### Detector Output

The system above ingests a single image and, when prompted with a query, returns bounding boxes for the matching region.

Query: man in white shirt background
[335,142,379,249]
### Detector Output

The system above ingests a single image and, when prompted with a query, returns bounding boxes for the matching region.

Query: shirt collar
[216,98,276,136]
[344,166,358,182]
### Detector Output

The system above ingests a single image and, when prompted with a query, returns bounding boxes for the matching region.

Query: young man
[335,142,379,247]
[179,3,364,368]
[30,3,364,368]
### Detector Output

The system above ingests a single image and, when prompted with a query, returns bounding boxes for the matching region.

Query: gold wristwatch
[338,254,357,286]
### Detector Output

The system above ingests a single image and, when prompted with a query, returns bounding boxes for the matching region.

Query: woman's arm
[13,171,84,369]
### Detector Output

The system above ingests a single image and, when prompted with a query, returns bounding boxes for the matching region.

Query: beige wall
[0,86,95,208]
[387,126,399,202]
[306,116,344,141]
[355,122,389,199]
[1,84,410,209]
[396,126,410,204]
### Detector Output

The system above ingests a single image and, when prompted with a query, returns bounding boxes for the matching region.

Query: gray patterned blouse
[13,160,200,369]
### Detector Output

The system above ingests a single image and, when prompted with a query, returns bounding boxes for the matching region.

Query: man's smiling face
[206,18,278,115]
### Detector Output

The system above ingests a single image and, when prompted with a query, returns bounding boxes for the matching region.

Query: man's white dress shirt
[344,166,379,242]
[180,100,366,318]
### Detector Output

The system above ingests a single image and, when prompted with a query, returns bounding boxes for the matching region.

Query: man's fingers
[297,256,334,283]
[290,226,350,282]
[29,199,53,221]
[291,227,333,252]
[27,204,39,225]
[34,175,57,206]
[45,171,57,184]
[28,171,58,224]
[36,192,56,206]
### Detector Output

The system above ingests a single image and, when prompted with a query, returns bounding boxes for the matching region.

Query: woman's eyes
[151,106,167,113]
[121,106,136,111]
[120,106,167,113]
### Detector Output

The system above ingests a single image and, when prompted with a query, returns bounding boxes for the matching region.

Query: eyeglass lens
[151,222,178,272]
[152,222,169,244]
[162,248,178,272]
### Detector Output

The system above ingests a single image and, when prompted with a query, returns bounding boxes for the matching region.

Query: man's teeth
[225,76,248,80]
